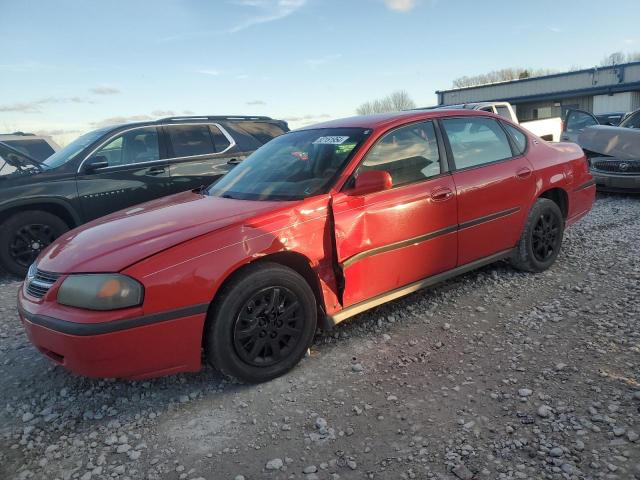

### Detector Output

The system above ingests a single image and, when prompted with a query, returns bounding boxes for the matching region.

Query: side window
[209,125,231,152]
[502,123,527,154]
[621,112,640,129]
[358,121,441,187]
[90,127,160,167]
[495,106,512,120]
[565,110,598,133]
[236,122,286,144]
[442,117,513,169]
[167,125,215,157]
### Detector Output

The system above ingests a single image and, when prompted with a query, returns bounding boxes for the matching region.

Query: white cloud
[228,0,306,33]
[151,110,176,117]
[246,99,266,105]
[0,61,48,72]
[0,97,94,113]
[547,26,562,33]
[384,0,417,12]
[90,86,121,95]
[91,115,153,128]
[196,69,221,76]
[305,54,342,69]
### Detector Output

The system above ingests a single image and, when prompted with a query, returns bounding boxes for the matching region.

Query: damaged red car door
[331,120,458,307]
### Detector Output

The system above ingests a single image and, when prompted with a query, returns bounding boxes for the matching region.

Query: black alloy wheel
[0,211,69,277]
[510,198,564,273]
[531,212,560,262]
[9,223,57,270]
[233,286,304,367]
[206,262,317,383]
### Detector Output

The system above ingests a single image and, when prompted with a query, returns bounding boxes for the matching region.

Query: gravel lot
[1,194,639,480]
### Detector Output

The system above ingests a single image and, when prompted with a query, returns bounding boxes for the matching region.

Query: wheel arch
[538,187,568,219]
[203,251,326,345]
[0,199,81,229]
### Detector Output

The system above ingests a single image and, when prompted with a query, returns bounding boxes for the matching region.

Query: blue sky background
[1,0,640,144]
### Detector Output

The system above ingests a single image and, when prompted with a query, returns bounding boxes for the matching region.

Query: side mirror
[348,170,392,196]
[84,155,108,172]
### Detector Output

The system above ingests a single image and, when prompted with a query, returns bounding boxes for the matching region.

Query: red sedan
[18,110,595,382]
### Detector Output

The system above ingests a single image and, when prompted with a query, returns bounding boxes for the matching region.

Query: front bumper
[18,288,207,380]
[591,170,640,193]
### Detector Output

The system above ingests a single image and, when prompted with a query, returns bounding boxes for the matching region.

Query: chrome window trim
[77,122,236,173]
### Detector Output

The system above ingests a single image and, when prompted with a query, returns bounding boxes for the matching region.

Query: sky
[1,0,640,145]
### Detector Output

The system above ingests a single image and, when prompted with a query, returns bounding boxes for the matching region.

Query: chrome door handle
[431,187,453,201]
[516,167,532,179]
[147,166,166,175]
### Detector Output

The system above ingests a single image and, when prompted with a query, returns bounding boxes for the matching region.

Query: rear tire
[510,198,564,272]
[205,262,317,383]
[0,210,69,277]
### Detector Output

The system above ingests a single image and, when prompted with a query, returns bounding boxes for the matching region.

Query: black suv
[0,115,288,276]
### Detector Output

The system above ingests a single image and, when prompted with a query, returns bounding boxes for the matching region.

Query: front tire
[511,198,564,273]
[205,262,317,383]
[0,210,69,277]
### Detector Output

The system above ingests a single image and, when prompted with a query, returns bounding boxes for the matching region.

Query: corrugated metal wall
[593,92,635,114]
[440,63,640,105]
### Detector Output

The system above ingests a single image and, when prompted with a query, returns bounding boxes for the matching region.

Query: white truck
[435,101,563,142]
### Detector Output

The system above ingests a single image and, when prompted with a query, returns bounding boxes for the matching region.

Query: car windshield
[207,128,368,201]
[42,127,111,169]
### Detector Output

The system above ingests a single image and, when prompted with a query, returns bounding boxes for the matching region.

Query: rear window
[166,125,215,157]
[234,122,287,144]
[4,139,55,161]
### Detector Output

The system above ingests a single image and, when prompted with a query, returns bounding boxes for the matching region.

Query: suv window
[3,139,55,161]
[167,125,215,157]
[358,121,441,187]
[502,123,527,154]
[495,106,512,120]
[442,117,513,169]
[209,125,231,152]
[90,127,160,167]
[235,122,286,144]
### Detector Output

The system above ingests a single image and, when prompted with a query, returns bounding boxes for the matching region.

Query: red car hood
[37,191,290,273]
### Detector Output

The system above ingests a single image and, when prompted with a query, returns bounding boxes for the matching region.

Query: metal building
[436,62,640,121]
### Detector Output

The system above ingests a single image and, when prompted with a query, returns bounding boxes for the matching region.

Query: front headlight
[57,274,144,310]
[26,263,37,282]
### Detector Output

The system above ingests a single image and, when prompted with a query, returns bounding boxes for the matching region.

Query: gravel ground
[1,194,639,480]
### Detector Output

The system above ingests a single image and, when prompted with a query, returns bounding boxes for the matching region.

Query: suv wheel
[0,211,69,277]
[510,198,564,272]
[205,262,317,383]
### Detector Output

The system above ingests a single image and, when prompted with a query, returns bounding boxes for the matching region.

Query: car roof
[95,115,286,132]
[297,109,493,131]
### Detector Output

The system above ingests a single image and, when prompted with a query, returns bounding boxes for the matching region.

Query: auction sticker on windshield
[313,136,349,145]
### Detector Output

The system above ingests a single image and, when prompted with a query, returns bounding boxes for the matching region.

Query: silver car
[561,108,640,192]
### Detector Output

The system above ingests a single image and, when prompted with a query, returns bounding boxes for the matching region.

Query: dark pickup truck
[0,115,288,276]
